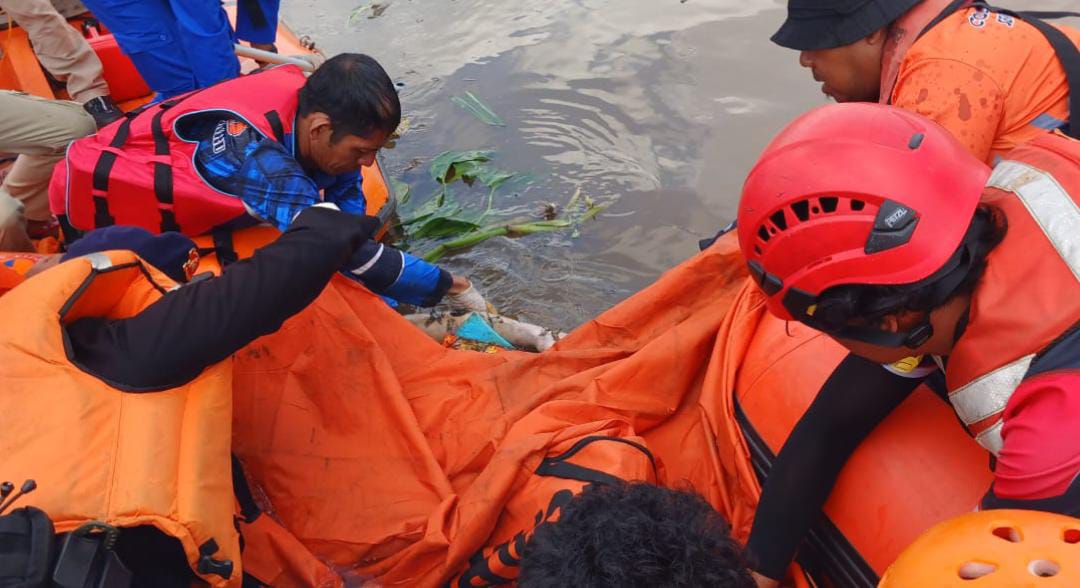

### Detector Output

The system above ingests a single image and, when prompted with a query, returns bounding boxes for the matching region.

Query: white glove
[446,283,489,314]
[290,201,340,224]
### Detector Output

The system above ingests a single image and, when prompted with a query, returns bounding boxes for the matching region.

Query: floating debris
[451,91,506,127]
[347,1,390,26]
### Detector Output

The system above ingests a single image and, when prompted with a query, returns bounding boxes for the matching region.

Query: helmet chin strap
[812,236,978,349]
[828,316,934,349]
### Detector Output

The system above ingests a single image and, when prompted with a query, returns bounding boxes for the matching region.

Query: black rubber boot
[83,95,124,128]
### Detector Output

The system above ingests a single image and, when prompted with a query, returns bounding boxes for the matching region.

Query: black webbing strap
[914,1,1080,138]
[1014,13,1080,139]
[150,110,181,233]
[533,436,659,487]
[1020,10,1080,19]
[916,0,970,42]
[89,116,136,227]
[231,455,261,524]
[976,1,1080,138]
[264,110,285,143]
[211,227,239,267]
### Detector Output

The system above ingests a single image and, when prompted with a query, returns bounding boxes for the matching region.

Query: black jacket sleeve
[745,352,926,580]
[64,207,380,390]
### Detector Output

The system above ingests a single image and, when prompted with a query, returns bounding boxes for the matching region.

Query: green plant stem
[421,220,578,262]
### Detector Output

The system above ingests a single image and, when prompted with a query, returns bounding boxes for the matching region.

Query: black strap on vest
[917,0,970,42]
[0,507,55,586]
[85,89,203,233]
[211,227,240,268]
[231,455,262,524]
[150,110,181,233]
[914,1,1080,138]
[1000,8,1080,139]
[263,110,285,143]
[89,116,136,227]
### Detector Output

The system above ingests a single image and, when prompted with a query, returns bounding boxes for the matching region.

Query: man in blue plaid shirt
[174,55,484,310]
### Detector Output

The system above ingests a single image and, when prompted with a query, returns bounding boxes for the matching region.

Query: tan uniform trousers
[0,0,109,103]
[0,91,95,251]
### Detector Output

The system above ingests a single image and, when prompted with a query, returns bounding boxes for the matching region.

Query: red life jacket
[945,132,1080,454]
[50,65,307,237]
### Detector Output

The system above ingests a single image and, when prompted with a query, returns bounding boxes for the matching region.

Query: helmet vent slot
[791,200,810,221]
[755,196,874,249]
[769,211,788,231]
[992,527,1022,543]
[1028,560,1060,578]
[958,562,997,580]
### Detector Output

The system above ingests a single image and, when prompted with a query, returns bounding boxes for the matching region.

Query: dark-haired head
[812,204,1008,363]
[296,53,400,175]
[519,482,754,587]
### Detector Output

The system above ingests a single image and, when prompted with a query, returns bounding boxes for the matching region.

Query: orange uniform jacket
[883,1,1080,163]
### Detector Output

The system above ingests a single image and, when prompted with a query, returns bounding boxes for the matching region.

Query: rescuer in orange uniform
[773,0,1080,164]
[740,103,1080,587]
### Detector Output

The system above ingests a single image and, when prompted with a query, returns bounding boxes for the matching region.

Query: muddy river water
[281,0,1073,331]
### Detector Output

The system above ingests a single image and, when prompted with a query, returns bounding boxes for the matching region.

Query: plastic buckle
[52,521,119,588]
[197,555,234,579]
[196,538,234,580]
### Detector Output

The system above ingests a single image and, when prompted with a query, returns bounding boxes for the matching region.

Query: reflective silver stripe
[349,243,384,276]
[974,420,1005,456]
[84,252,113,270]
[948,354,1034,425]
[949,160,1080,457]
[986,160,1080,281]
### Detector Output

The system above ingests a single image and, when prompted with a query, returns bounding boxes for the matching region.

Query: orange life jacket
[191,225,282,275]
[50,65,307,237]
[0,250,241,586]
[945,133,1080,454]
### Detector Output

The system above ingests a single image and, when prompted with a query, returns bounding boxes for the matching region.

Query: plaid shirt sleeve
[323,170,368,217]
[237,141,323,231]
[195,125,321,232]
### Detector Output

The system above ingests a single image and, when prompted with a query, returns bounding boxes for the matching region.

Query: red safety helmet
[738,103,991,337]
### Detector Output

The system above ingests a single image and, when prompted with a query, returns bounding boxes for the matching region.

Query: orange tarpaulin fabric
[0,228,989,584]
[231,232,768,586]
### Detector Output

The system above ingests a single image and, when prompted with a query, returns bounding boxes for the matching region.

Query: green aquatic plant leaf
[429,150,493,185]
[419,190,610,262]
[412,216,483,239]
[451,91,506,127]
[389,177,411,205]
[474,167,515,190]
